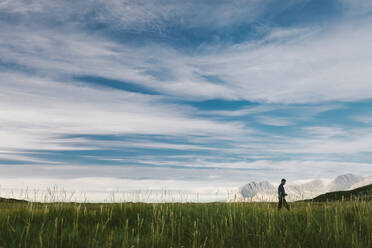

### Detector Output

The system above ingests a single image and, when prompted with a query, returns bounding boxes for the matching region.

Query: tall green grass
[0,201,371,247]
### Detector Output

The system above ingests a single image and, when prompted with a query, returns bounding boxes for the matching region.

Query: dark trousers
[278,196,290,210]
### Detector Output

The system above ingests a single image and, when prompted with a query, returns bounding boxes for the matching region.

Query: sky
[1,0,372,202]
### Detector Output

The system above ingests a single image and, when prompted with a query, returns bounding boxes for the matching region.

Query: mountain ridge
[228,173,370,202]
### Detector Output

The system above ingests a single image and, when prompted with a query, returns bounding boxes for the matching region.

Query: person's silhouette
[278,178,290,211]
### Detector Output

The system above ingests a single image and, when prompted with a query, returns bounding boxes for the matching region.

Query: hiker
[278,178,290,210]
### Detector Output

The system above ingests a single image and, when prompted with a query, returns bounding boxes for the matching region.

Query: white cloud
[255,116,294,126]
[202,105,280,116]
[0,0,269,31]
[353,115,372,124]
[193,21,372,103]
[0,71,249,152]
[203,103,343,118]
[341,0,372,16]
[273,128,372,155]
[303,126,347,138]
[1,12,372,104]
[1,0,372,202]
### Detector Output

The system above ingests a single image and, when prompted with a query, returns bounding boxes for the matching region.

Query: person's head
[281,178,286,185]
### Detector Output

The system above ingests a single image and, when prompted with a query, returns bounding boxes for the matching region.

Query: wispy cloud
[1,0,372,201]
[255,116,294,126]
[353,115,372,124]
[0,73,249,151]
[2,12,372,103]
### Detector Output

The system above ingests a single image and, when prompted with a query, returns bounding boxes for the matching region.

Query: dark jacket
[278,183,286,197]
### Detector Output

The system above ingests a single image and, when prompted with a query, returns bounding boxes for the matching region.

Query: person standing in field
[278,178,290,211]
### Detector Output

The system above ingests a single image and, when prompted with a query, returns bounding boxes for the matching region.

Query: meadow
[0,200,371,248]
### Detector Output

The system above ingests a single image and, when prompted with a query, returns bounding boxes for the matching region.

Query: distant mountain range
[227,174,372,202]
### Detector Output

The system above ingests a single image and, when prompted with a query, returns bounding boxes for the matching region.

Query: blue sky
[1,0,372,201]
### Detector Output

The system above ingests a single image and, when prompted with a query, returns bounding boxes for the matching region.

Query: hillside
[312,183,372,202]
[0,197,28,203]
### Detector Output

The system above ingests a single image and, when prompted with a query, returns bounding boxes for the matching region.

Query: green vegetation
[312,183,372,202]
[0,200,372,248]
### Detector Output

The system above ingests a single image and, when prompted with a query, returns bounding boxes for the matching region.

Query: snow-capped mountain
[285,179,328,201]
[227,174,368,202]
[230,181,276,202]
[327,174,364,191]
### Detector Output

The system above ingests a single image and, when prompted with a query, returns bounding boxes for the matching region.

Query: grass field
[0,200,371,248]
